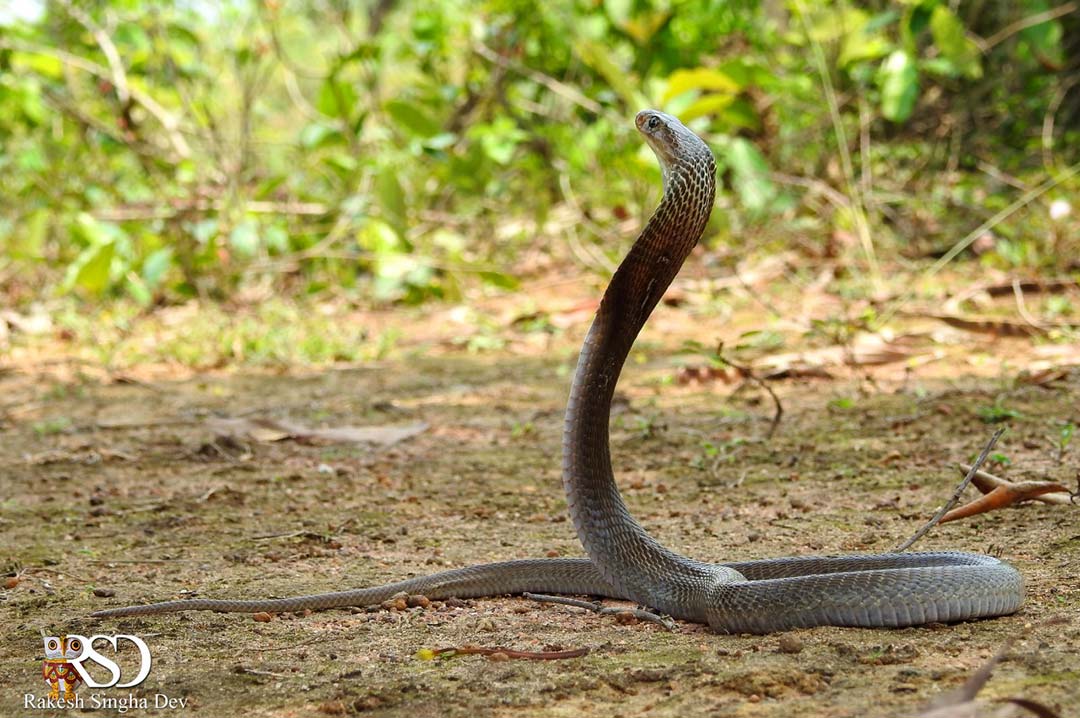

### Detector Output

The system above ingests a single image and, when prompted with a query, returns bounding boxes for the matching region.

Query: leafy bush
[0,1,1076,306]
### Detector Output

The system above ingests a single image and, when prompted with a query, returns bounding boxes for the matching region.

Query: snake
[91,111,1024,633]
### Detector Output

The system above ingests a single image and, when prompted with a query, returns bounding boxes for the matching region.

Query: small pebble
[777,635,803,654]
[615,611,640,625]
[406,594,431,608]
[92,588,116,598]
[253,612,273,622]
[381,597,407,611]
[4,577,21,589]
[487,652,509,662]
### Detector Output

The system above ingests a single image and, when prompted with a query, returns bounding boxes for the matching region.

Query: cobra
[92,110,1023,633]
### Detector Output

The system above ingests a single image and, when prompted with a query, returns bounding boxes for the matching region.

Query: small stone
[445,597,468,608]
[406,594,431,608]
[381,597,407,611]
[4,577,20,589]
[487,651,510,662]
[252,612,273,622]
[615,611,639,625]
[92,587,116,598]
[545,549,559,558]
[777,635,803,654]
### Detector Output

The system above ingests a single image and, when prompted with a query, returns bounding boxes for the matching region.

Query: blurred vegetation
[1,0,1078,308]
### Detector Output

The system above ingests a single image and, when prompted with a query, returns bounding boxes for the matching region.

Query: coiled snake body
[92,111,1023,633]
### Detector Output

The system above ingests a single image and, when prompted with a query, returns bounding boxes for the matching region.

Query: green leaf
[716,97,761,132]
[839,25,892,69]
[357,219,404,255]
[375,168,407,232]
[929,6,982,79]
[680,94,735,122]
[573,38,645,108]
[900,2,934,51]
[229,220,259,258]
[723,138,775,213]
[299,123,344,149]
[1020,3,1065,68]
[13,52,63,80]
[318,79,358,118]
[878,50,919,122]
[664,67,740,102]
[141,248,173,288]
[473,117,527,165]
[384,99,441,137]
[477,270,520,290]
[63,241,116,295]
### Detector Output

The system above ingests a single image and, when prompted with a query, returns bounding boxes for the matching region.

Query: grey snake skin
[92,111,1023,633]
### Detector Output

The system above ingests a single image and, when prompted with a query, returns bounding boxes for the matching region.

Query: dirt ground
[2,276,1079,717]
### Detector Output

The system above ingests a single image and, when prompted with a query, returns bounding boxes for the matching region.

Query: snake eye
[647,115,661,131]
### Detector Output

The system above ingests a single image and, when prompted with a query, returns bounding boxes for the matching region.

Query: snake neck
[562,141,717,620]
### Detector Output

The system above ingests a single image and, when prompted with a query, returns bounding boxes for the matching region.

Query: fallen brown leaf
[960,464,1074,506]
[940,481,1072,524]
[208,417,427,446]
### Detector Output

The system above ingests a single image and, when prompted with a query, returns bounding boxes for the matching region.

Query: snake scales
[92,111,1023,633]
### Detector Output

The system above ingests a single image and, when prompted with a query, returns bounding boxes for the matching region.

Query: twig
[251,530,336,543]
[718,344,784,440]
[59,0,130,106]
[895,427,1006,551]
[769,172,850,211]
[1042,76,1079,172]
[473,43,605,116]
[1012,279,1045,331]
[425,644,589,661]
[523,593,677,631]
[232,666,291,678]
[979,2,1079,52]
[93,200,328,222]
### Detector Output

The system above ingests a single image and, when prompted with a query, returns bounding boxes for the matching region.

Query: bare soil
[3,280,1079,717]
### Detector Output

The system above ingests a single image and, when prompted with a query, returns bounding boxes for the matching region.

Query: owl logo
[42,634,84,702]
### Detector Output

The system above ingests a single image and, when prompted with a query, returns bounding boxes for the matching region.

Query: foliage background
[1,0,1078,312]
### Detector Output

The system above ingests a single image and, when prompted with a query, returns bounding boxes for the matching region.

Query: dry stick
[895,427,1007,552]
[979,1,1079,51]
[430,645,589,661]
[523,592,677,631]
[721,350,784,440]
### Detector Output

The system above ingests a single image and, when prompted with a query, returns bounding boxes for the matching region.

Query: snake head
[635,110,712,190]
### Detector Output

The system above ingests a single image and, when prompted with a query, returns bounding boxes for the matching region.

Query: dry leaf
[960,465,1074,506]
[208,417,427,446]
[940,481,1071,524]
